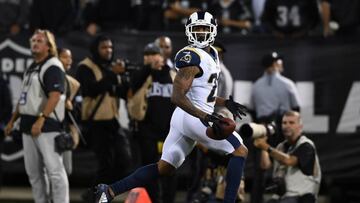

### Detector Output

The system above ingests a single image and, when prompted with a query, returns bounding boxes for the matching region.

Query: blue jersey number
[207,73,218,102]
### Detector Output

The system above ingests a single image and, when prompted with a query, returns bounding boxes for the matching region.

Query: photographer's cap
[143,43,161,55]
[261,52,283,68]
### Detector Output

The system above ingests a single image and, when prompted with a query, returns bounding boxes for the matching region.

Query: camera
[123,59,142,72]
[111,59,142,85]
[239,122,276,139]
[265,177,286,196]
[111,59,142,73]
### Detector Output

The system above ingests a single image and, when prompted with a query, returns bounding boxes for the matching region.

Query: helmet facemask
[185,12,217,49]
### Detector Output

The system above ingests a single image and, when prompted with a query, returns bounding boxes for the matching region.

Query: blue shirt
[250,72,300,118]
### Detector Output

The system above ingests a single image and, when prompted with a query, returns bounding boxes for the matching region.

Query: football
[206,117,236,140]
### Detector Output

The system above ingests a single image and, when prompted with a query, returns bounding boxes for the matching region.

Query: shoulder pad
[175,48,201,69]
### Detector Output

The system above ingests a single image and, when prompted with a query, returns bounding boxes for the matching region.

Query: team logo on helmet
[185,11,217,49]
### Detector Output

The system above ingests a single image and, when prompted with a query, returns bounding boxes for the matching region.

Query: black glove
[204,113,224,136]
[204,113,223,123]
[225,95,247,120]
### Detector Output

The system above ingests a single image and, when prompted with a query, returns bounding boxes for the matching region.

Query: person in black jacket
[129,43,177,203]
[76,34,133,202]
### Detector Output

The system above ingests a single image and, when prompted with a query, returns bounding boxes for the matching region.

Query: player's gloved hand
[204,113,224,135]
[225,95,247,120]
[204,113,222,123]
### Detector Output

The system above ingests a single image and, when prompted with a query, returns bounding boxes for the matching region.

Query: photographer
[249,51,301,203]
[5,29,69,203]
[127,42,176,203]
[76,34,133,201]
[253,111,321,203]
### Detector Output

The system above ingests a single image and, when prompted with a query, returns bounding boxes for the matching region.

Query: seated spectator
[82,0,132,35]
[29,0,76,36]
[261,0,329,38]
[324,0,360,36]
[251,0,267,32]
[209,0,252,34]
[132,0,164,31]
[164,0,209,31]
[0,0,30,35]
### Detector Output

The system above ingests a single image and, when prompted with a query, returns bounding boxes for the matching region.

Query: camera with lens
[111,59,143,85]
[265,177,286,196]
[111,59,142,73]
[123,59,142,72]
[239,121,276,139]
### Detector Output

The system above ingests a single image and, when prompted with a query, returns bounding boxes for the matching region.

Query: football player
[94,11,247,203]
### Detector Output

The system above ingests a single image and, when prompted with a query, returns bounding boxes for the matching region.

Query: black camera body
[111,59,143,85]
[123,59,142,72]
[54,132,74,153]
[239,122,276,138]
[266,177,286,196]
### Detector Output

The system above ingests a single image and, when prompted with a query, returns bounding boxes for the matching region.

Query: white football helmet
[185,11,217,48]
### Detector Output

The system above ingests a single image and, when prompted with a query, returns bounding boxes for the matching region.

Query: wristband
[267,146,274,153]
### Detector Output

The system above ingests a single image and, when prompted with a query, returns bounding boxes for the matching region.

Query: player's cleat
[94,184,113,203]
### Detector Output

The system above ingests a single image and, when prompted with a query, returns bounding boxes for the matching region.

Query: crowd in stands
[0,0,359,38]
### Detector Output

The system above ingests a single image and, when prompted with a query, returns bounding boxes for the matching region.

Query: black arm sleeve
[76,64,118,98]
[292,143,316,176]
[43,66,65,94]
[130,65,151,92]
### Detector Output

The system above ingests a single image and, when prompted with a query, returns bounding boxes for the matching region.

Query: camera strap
[87,93,106,121]
[37,61,93,146]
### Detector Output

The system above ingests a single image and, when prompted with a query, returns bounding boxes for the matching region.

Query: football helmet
[185,11,217,48]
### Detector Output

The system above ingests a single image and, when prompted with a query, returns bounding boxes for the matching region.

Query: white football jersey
[174,45,221,113]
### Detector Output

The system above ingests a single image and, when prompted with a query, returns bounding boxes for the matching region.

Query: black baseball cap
[143,43,161,55]
[261,52,283,68]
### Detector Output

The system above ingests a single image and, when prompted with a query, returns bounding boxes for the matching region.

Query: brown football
[206,117,236,140]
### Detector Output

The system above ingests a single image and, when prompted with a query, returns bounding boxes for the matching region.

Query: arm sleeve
[292,142,316,176]
[42,66,65,94]
[289,82,301,110]
[130,65,151,92]
[76,64,118,98]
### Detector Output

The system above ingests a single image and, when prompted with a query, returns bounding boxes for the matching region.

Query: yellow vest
[79,58,118,121]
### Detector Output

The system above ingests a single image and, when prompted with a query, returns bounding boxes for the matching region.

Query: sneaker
[94,184,113,203]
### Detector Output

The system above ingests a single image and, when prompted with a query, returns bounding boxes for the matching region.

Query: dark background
[1,32,360,200]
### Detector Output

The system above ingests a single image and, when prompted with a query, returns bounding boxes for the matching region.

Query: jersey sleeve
[43,65,66,94]
[292,142,315,176]
[175,48,201,69]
